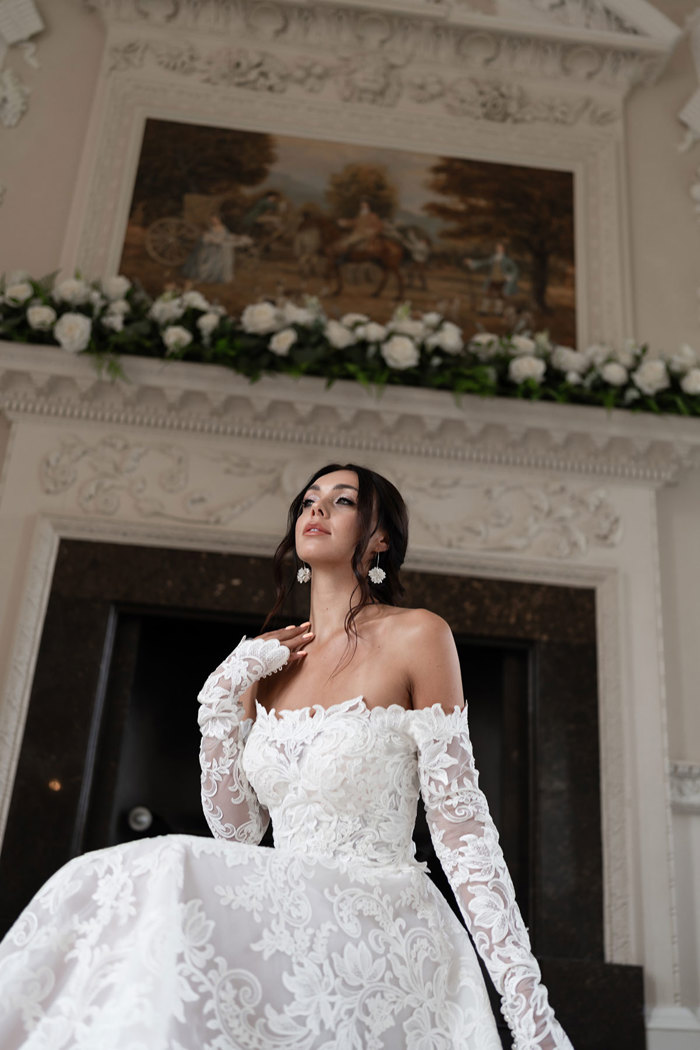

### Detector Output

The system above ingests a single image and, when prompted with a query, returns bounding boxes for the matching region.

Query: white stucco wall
[0,0,104,276]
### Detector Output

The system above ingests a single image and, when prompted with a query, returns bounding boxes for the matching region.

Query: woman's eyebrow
[306,483,359,492]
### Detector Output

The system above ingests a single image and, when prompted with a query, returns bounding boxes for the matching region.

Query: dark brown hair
[263,463,408,642]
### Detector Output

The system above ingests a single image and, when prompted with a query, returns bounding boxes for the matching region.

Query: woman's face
[295,469,364,568]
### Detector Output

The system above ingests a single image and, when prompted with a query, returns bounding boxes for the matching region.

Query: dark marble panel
[402,570,596,645]
[0,595,112,931]
[540,958,646,1050]
[533,641,603,959]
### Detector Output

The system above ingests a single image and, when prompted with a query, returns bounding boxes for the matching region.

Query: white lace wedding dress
[0,637,573,1050]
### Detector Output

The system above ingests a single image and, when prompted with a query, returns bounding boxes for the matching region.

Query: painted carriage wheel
[145,218,200,267]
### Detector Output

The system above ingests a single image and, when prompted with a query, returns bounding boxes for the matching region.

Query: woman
[0,463,573,1049]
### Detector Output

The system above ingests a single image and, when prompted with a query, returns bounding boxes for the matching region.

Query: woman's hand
[257,622,314,665]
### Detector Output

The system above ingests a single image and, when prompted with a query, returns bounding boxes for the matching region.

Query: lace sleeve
[198,636,289,843]
[410,706,574,1050]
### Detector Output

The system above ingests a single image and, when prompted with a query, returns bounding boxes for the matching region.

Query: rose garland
[1,272,699,416]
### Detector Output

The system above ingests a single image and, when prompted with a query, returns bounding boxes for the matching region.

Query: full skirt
[0,835,502,1050]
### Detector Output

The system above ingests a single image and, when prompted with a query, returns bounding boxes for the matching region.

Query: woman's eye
[300,497,314,509]
[337,497,356,506]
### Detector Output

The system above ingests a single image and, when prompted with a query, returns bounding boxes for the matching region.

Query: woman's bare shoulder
[378,606,453,643]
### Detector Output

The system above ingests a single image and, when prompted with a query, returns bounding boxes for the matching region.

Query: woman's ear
[375,533,389,553]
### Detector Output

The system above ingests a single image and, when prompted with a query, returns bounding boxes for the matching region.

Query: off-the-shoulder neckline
[254,696,464,721]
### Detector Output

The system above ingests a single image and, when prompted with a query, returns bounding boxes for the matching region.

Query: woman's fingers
[258,622,314,650]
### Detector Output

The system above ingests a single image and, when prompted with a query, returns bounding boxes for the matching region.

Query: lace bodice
[198,637,574,1050]
[246,697,424,868]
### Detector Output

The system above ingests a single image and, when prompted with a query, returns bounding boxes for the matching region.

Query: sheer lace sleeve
[198,636,289,844]
[410,705,574,1050]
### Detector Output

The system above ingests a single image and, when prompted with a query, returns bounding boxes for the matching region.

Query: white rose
[27,304,56,330]
[469,332,499,359]
[612,339,639,368]
[510,335,536,355]
[389,317,426,340]
[162,325,193,353]
[54,312,92,353]
[600,362,628,386]
[102,275,131,300]
[281,302,315,327]
[182,289,210,311]
[565,371,582,386]
[340,312,369,327]
[107,298,131,316]
[53,278,90,305]
[197,312,220,339]
[101,313,124,332]
[269,327,297,357]
[632,358,669,396]
[241,301,279,334]
[508,354,546,384]
[381,334,420,370]
[667,343,698,374]
[422,311,442,328]
[89,289,106,313]
[427,321,463,356]
[551,345,587,374]
[582,343,610,367]
[4,281,33,304]
[150,296,185,324]
[680,368,700,395]
[325,320,356,349]
[356,322,387,343]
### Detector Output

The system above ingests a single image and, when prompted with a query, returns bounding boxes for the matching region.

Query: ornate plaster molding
[2,343,700,485]
[670,761,700,814]
[0,0,44,132]
[88,0,679,93]
[105,35,620,122]
[396,473,622,558]
[90,0,675,95]
[35,431,623,561]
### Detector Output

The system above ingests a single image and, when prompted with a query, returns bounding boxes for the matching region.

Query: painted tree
[325,164,399,220]
[425,158,574,311]
[130,120,277,225]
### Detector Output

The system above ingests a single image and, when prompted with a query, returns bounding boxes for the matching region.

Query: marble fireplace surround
[1,342,700,1037]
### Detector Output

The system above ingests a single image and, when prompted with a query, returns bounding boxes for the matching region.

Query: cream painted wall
[0,0,104,276]
[626,1,700,352]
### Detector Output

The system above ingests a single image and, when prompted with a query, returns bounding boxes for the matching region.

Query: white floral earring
[297,563,311,584]
[368,553,386,585]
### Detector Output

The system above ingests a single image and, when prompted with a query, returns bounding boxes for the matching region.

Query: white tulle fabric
[0,636,573,1050]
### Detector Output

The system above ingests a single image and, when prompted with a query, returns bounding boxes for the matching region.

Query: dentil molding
[2,342,700,485]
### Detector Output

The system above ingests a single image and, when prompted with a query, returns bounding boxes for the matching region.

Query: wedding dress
[0,636,573,1050]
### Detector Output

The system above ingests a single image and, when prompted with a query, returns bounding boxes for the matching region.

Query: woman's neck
[307,565,364,644]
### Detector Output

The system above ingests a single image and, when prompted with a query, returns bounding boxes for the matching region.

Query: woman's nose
[311,503,326,517]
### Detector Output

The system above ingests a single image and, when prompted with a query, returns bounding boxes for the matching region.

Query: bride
[0,463,574,1050]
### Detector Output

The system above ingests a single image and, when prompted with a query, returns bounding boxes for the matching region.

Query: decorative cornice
[104,34,621,123]
[670,761,700,814]
[2,342,700,484]
[87,0,680,94]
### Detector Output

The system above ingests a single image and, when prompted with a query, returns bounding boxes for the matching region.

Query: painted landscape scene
[120,119,576,345]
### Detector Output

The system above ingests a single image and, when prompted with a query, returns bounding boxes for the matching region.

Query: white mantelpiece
[1,341,700,1042]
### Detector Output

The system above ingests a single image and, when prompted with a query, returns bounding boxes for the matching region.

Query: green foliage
[1,273,699,419]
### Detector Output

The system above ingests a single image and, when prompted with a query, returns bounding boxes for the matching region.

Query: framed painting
[119,118,576,345]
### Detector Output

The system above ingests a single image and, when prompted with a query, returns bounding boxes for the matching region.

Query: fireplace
[0,538,644,1048]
